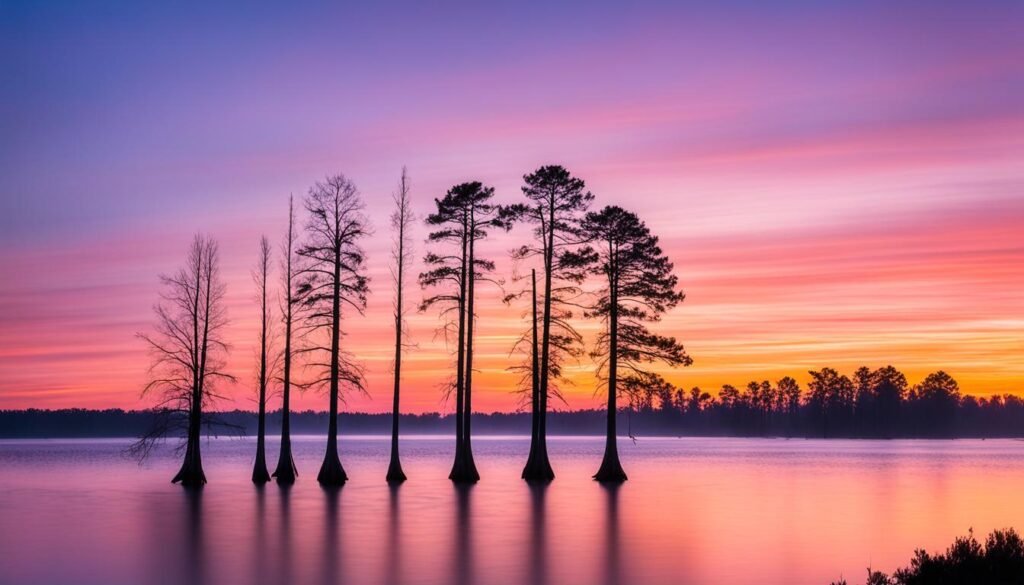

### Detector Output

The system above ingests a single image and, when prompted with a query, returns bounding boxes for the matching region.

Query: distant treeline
[4,366,1024,439]
[630,367,1024,439]
[0,409,613,439]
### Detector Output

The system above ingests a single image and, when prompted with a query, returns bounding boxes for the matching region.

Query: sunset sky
[1,1,1022,413]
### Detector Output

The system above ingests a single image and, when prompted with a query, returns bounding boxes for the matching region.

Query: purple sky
[1,1,1022,410]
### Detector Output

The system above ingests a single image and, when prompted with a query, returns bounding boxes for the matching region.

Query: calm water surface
[2,436,1023,585]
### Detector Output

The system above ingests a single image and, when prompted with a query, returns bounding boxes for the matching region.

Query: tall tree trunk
[173,389,207,486]
[253,255,271,483]
[173,317,205,485]
[595,246,627,482]
[456,217,480,482]
[538,204,555,474]
[273,324,298,483]
[273,336,297,483]
[522,269,541,479]
[175,250,209,487]
[252,376,270,483]
[387,218,407,483]
[449,214,469,480]
[526,203,557,481]
[318,240,347,485]
[274,202,298,484]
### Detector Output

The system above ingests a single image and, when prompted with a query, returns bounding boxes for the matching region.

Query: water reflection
[253,485,268,585]
[603,483,622,585]
[184,488,207,585]
[322,486,343,585]
[453,485,474,585]
[385,484,402,585]
[5,438,1024,585]
[278,485,293,585]
[528,483,549,585]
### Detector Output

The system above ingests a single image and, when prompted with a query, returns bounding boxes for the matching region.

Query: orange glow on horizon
[2,2,1022,411]
[1,187,1021,412]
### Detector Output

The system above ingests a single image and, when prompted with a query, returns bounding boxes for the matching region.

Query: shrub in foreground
[832,528,1024,585]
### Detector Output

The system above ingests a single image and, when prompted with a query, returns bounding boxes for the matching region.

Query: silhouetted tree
[569,205,692,482]
[655,379,680,425]
[912,370,961,437]
[634,373,682,430]
[272,196,299,484]
[421,181,511,483]
[657,383,677,413]
[529,269,540,461]
[777,376,801,434]
[748,380,775,433]
[298,174,370,486]
[387,168,414,483]
[679,386,711,433]
[873,365,907,438]
[719,384,741,409]
[132,234,235,486]
[508,165,593,482]
[251,236,273,484]
[685,387,712,412]
[18,367,1024,440]
[853,366,877,434]
[458,182,513,482]
[807,368,854,437]
[421,188,471,481]
[505,268,543,475]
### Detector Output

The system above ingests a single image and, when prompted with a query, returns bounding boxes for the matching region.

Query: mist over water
[2,437,1023,585]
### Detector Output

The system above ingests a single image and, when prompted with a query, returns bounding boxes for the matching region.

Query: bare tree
[387,167,414,483]
[251,235,273,484]
[298,174,370,486]
[131,234,236,486]
[272,196,299,484]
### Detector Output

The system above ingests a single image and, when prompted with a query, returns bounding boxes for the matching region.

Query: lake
[1,436,1023,585]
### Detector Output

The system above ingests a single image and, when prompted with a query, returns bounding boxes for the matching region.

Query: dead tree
[251,236,273,484]
[272,196,300,484]
[387,168,414,483]
[298,174,370,486]
[131,234,236,487]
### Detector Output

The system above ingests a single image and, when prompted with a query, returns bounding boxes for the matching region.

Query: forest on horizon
[6,366,1023,440]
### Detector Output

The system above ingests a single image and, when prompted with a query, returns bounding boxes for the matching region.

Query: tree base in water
[317,455,348,485]
[449,471,480,484]
[386,458,407,483]
[252,460,271,484]
[272,453,298,485]
[449,452,480,484]
[172,464,207,487]
[522,451,555,482]
[593,456,628,483]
